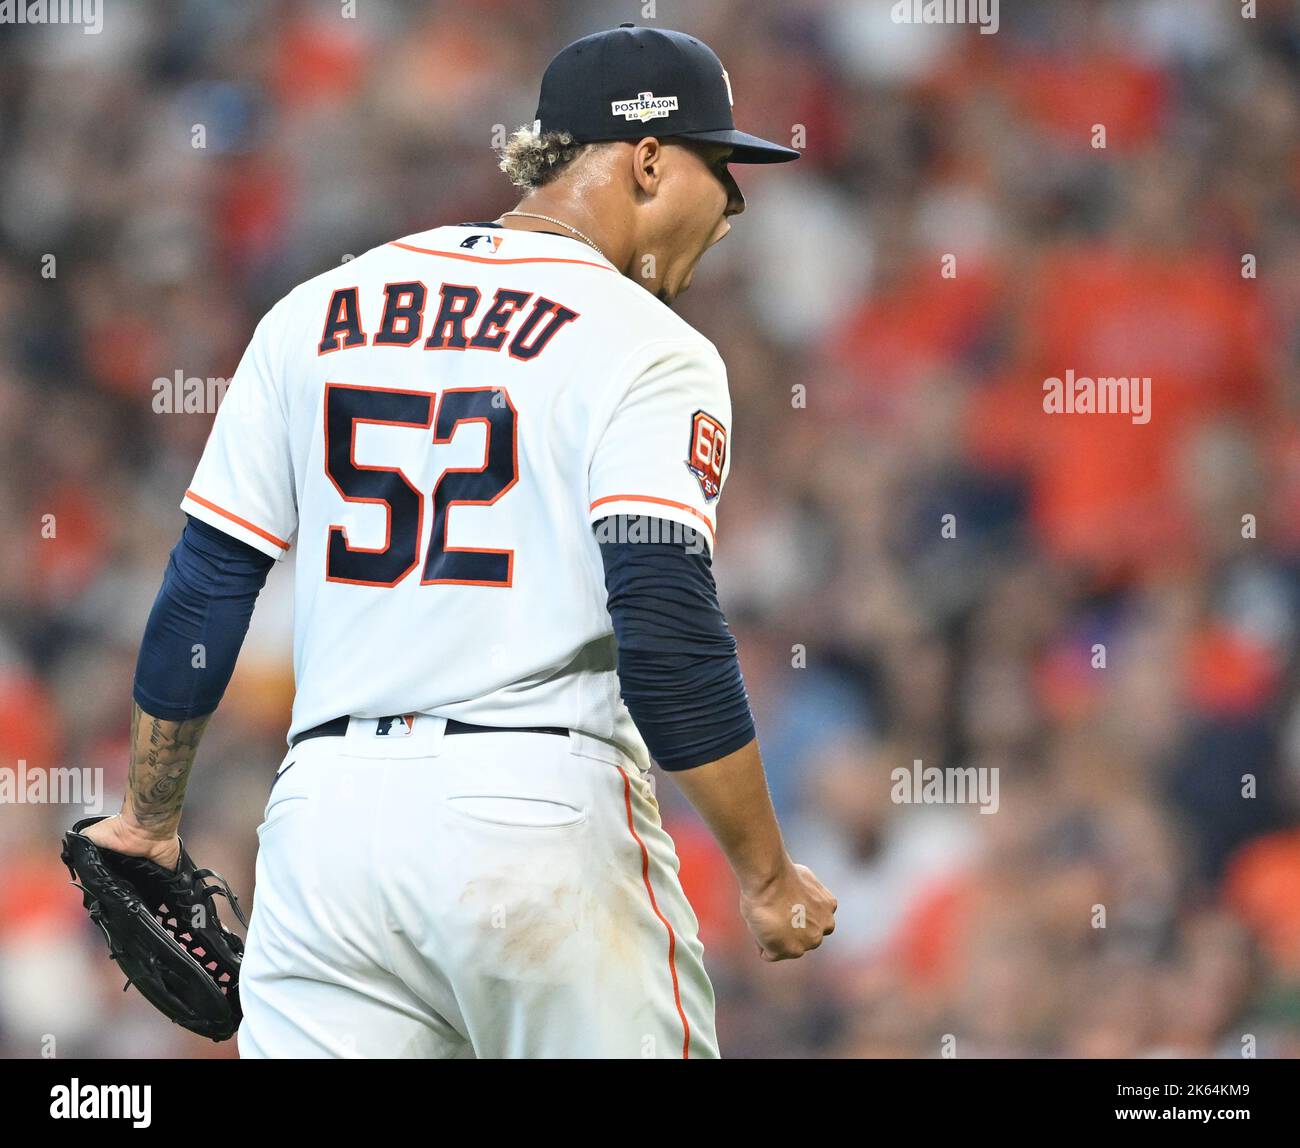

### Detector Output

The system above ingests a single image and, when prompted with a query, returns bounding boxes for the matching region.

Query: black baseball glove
[60,815,248,1041]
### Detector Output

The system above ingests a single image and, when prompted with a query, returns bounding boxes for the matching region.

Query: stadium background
[1,0,1299,1058]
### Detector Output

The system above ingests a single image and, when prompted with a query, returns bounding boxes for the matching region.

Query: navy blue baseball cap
[533,23,800,164]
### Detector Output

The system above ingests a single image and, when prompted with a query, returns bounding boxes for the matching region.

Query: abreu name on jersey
[317,277,581,362]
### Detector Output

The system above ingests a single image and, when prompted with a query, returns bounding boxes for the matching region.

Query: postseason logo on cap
[611,91,679,123]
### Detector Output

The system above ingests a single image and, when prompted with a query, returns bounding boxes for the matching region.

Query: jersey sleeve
[588,339,733,554]
[180,307,297,560]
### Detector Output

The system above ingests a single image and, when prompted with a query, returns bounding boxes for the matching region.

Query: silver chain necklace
[497,211,610,263]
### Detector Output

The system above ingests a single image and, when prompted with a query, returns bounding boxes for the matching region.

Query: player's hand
[738,859,836,961]
[78,814,182,873]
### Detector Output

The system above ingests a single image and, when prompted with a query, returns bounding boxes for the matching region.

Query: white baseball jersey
[182,224,733,766]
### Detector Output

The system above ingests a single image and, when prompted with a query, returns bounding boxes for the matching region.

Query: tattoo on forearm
[126,703,212,832]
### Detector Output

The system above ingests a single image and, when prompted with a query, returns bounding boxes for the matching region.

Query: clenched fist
[740,860,837,961]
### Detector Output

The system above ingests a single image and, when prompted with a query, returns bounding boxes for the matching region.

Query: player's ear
[631,137,664,196]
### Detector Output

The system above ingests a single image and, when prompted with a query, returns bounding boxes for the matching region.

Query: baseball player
[77,23,836,1058]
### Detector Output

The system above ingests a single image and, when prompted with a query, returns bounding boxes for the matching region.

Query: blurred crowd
[2,0,1299,1059]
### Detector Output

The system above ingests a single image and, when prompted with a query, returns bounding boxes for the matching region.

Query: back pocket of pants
[447,794,586,829]
[258,793,310,839]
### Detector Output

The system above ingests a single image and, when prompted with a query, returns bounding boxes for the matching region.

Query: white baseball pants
[237,718,719,1058]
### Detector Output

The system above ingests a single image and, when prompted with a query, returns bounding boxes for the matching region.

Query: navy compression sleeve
[595,516,756,770]
[132,516,274,720]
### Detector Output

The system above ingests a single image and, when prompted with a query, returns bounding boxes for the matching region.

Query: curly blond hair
[497,125,593,189]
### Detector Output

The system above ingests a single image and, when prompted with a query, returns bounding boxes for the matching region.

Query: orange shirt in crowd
[1224,831,1300,975]
[969,245,1269,579]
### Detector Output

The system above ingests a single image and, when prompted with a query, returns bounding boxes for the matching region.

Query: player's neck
[499,195,633,274]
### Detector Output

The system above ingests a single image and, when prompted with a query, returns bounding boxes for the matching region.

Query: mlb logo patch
[685,409,727,501]
[459,234,503,253]
[375,714,417,737]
